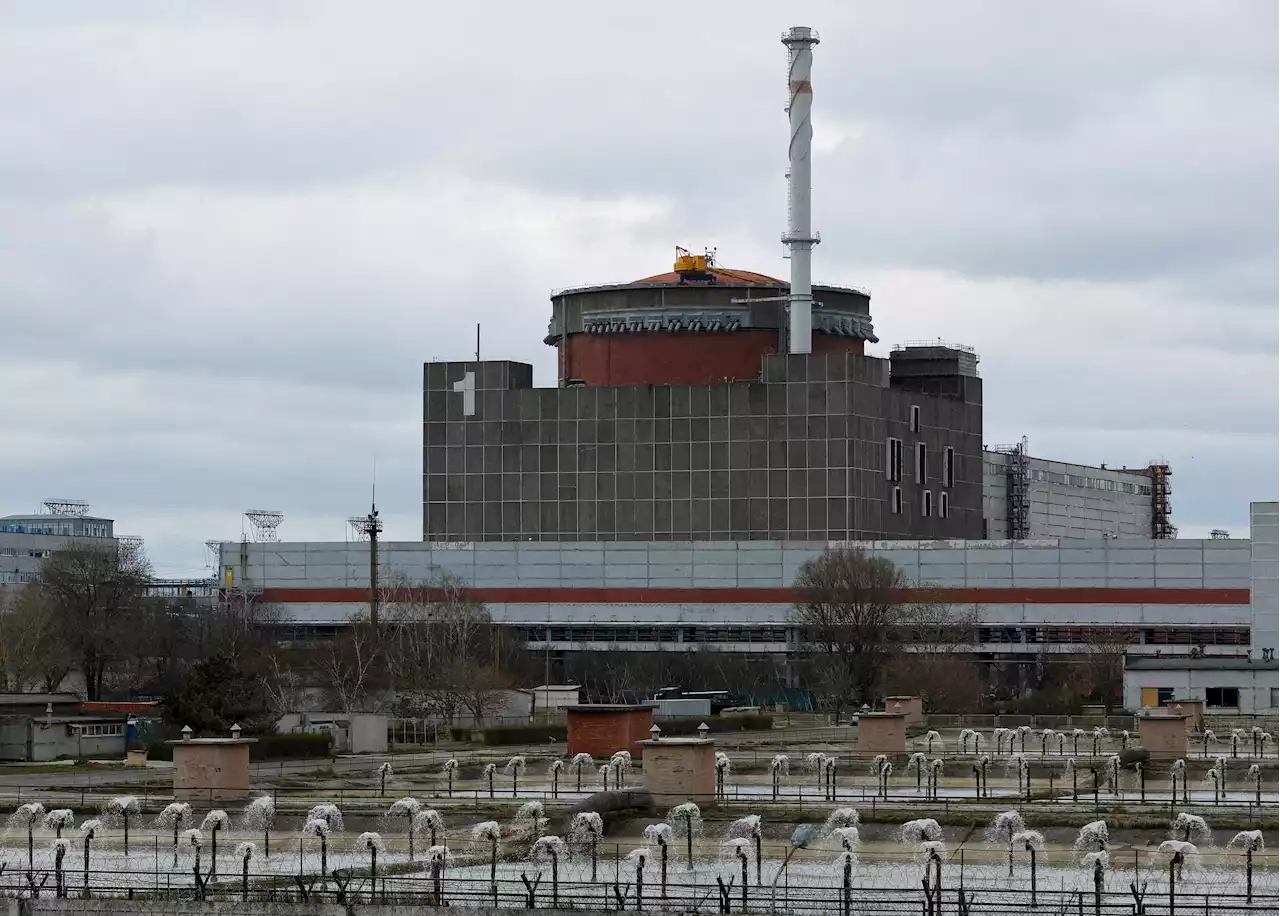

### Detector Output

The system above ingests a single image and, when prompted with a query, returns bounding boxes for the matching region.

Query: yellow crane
[674,246,717,284]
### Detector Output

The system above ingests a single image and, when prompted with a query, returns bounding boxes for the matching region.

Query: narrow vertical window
[911,406,921,432]
[941,491,950,519]
[916,442,927,482]
[892,487,902,514]
[944,447,955,487]
[886,438,904,482]
[923,490,933,517]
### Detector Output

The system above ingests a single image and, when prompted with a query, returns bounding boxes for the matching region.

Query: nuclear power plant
[427,25,980,544]
[207,27,1277,706]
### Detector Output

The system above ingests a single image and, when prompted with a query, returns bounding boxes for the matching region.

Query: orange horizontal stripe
[256,586,1250,606]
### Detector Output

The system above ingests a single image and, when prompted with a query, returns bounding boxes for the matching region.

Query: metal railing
[1,860,1274,915]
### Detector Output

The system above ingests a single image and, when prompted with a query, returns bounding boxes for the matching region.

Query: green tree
[164,653,273,733]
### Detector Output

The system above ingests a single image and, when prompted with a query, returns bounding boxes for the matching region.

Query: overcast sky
[2,1,1276,576]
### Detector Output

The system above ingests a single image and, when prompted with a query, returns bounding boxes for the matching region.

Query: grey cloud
[0,1,1274,574]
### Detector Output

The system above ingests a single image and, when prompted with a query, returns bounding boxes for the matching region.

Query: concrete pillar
[639,737,716,808]
[1169,700,1204,732]
[885,697,923,726]
[168,737,258,801]
[857,713,907,755]
[1139,714,1190,758]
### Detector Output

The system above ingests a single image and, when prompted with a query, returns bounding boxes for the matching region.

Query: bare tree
[889,602,984,713]
[315,613,387,715]
[793,554,989,717]
[35,543,152,701]
[260,647,307,717]
[380,573,521,726]
[0,588,73,692]
[789,548,912,720]
[1073,628,1133,708]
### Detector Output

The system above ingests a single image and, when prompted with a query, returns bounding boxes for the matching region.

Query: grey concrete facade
[1,512,114,538]
[1122,656,1278,715]
[1251,501,1279,660]
[422,350,983,543]
[982,451,1156,540]
[217,503,1273,660]
[547,278,877,346]
[1,526,117,595]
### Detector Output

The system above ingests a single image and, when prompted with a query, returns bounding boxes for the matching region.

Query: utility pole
[361,503,383,627]
[544,630,551,690]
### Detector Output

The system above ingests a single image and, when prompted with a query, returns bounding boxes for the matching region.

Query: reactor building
[423,26,982,544]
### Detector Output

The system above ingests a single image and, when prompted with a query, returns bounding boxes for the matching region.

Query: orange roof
[630,267,785,287]
[80,701,161,715]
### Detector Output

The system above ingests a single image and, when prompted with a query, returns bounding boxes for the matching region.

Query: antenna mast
[244,509,283,543]
[42,498,90,517]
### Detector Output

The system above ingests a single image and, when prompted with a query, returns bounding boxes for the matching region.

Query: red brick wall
[627,707,655,755]
[567,708,655,759]
[559,333,863,386]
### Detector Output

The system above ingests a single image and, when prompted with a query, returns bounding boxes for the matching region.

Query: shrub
[657,713,773,736]
[252,732,333,760]
[479,723,568,745]
[146,731,332,762]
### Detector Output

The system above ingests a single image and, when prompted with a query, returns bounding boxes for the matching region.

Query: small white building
[528,684,581,719]
[277,712,387,754]
[1123,655,1279,715]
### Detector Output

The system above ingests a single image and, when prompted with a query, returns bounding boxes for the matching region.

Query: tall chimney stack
[781,26,820,355]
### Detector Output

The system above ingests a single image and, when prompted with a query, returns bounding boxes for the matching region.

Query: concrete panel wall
[1122,667,1278,715]
[983,452,1154,539]
[1251,502,1279,659]
[221,531,1266,658]
[220,538,1253,592]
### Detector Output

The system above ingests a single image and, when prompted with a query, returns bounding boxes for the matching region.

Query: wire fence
[0,861,1275,915]
[0,782,1273,823]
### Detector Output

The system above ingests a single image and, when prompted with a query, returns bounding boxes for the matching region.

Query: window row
[984,463,1150,496]
[979,626,1250,646]
[887,439,955,488]
[890,489,951,518]
[524,626,790,644]
[71,723,125,737]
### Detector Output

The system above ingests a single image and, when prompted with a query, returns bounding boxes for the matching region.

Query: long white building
[216,502,1275,667]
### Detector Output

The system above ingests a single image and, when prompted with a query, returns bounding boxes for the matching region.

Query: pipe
[782,26,820,355]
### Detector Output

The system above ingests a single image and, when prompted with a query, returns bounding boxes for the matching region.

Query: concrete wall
[277,713,386,753]
[224,537,1253,593]
[1123,667,1278,715]
[0,720,125,761]
[983,452,1154,539]
[655,698,711,718]
[1251,502,1279,659]
[223,536,1259,657]
[0,530,117,593]
[349,714,388,754]
[422,350,983,544]
[530,686,581,717]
